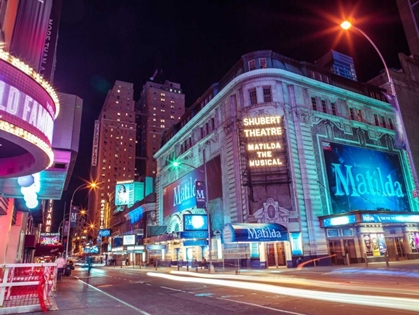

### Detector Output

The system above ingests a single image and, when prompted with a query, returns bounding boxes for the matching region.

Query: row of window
[311,96,394,130]
[248,87,272,105]
[248,58,267,70]
[179,118,216,154]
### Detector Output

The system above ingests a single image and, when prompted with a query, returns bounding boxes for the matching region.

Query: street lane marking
[161,286,184,292]
[77,278,151,315]
[218,296,306,315]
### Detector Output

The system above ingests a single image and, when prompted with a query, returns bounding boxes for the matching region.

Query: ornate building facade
[152,51,418,268]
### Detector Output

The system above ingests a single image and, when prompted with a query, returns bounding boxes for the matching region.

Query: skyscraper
[89,81,136,234]
[136,80,185,177]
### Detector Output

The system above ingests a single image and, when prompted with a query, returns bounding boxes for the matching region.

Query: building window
[331,102,336,115]
[356,109,362,122]
[248,60,256,71]
[350,108,355,120]
[311,97,317,111]
[259,58,267,68]
[381,116,386,127]
[374,114,380,126]
[210,117,215,131]
[309,71,315,79]
[249,89,257,105]
[321,100,327,113]
[388,118,394,130]
[263,87,272,102]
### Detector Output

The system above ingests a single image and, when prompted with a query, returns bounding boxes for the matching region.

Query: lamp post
[340,20,419,192]
[66,182,97,259]
[171,152,213,273]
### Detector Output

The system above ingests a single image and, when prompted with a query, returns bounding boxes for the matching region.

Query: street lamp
[340,20,419,192]
[170,154,213,273]
[65,182,97,258]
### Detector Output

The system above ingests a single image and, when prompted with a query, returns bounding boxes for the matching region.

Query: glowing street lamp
[65,182,98,258]
[340,19,418,192]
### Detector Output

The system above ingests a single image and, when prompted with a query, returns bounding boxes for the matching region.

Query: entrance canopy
[34,244,63,257]
[222,223,288,243]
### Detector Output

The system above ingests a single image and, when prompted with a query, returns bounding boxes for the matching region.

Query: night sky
[53,0,410,207]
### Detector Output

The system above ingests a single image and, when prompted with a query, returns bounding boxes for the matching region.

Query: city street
[30,262,418,315]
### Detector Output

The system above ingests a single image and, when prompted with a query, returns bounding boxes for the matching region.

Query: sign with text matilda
[322,141,409,213]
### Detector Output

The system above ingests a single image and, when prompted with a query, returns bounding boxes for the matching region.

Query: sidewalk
[26,259,418,315]
[27,275,144,315]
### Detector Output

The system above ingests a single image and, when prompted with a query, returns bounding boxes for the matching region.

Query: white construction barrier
[0,263,57,314]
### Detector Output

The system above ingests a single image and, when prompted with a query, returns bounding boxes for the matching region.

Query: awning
[34,244,64,256]
[222,223,288,243]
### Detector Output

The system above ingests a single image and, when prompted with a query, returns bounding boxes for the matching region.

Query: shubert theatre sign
[243,115,283,167]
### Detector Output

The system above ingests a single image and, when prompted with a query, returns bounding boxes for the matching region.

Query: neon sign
[45,199,53,233]
[243,116,283,167]
[100,199,106,229]
[0,81,54,142]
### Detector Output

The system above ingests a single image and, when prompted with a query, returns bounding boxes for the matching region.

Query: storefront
[319,211,419,264]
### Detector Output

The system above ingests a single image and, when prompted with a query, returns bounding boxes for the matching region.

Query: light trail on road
[170,270,418,296]
[147,272,419,312]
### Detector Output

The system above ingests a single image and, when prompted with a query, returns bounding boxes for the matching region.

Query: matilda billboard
[322,141,409,213]
[163,155,222,218]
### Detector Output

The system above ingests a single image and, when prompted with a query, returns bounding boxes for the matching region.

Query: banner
[63,220,69,235]
[70,206,79,227]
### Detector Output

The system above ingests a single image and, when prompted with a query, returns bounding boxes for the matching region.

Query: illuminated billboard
[242,116,284,168]
[322,141,409,213]
[123,235,135,245]
[115,182,134,206]
[183,214,208,231]
[113,237,123,247]
[98,229,111,237]
[0,49,59,178]
[163,155,222,218]
[40,233,60,246]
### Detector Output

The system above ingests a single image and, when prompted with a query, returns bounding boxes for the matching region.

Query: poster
[377,234,387,256]
[363,234,373,256]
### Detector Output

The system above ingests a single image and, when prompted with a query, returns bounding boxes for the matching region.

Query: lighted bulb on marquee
[0,48,59,177]
[45,199,53,233]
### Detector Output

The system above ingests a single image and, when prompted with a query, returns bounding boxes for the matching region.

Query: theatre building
[151,50,418,268]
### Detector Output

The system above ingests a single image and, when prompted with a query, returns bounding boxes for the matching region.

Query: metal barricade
[0,263,57,314]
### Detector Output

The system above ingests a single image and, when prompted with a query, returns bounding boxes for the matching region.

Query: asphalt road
[63,266,418,315]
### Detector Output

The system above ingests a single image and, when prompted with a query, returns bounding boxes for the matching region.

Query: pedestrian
[55,253,66,280]
[201,257,207,269]
[296,256,303,267]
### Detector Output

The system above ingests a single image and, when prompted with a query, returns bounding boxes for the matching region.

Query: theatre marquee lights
[0,49,59,178]
[243,116,283,167]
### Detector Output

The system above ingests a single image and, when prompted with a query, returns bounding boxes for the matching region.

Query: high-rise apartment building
[136,80,185,177]
[315,50,358,81]
[89,81,136,234]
